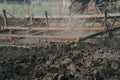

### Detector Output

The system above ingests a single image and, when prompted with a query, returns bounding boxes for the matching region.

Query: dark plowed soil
[0,39,120,80]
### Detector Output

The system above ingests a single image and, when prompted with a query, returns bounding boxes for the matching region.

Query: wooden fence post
[3,9,8,29]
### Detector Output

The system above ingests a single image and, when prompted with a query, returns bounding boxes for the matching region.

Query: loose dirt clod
[0,38,120,80]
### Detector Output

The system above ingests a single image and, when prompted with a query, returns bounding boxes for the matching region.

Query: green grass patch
[0,3,69,18]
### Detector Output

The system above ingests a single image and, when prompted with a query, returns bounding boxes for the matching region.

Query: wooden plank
[3,26,105,31]
[0,34,79,40]
[25,13,120,19]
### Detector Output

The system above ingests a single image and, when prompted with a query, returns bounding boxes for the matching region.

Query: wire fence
[0,0,120,18]
[0,0,71,18]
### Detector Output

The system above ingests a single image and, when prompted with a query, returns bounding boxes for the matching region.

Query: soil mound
[0,40,120,80]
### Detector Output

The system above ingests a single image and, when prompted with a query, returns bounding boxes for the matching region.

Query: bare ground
[0,37,120,80]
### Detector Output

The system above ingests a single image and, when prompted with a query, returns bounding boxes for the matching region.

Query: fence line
[0,0,71,18]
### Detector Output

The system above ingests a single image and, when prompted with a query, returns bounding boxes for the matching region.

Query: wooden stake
[104,9,107,31]
[45,11,49,27]
[3,9,8,28]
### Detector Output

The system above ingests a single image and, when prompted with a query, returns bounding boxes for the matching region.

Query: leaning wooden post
[44,11,49,39]
[3,9,13,41]
[3,9,9,40]
[104,9,107,32]
[104,9,112,38]
[3,9,8,29]
[45,11,49,27]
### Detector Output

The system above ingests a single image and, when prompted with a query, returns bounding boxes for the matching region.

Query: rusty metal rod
[3,26,105,31]
[0,34,79,40]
